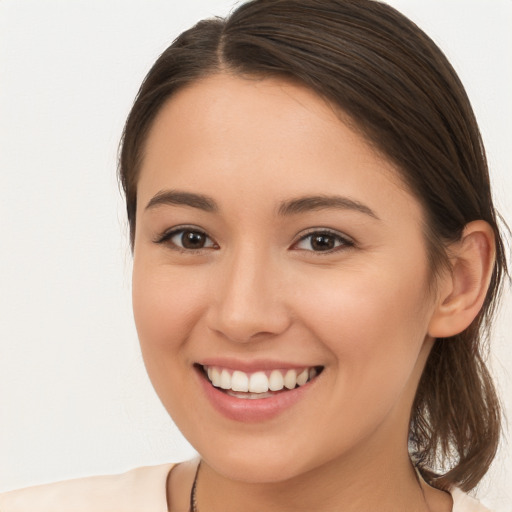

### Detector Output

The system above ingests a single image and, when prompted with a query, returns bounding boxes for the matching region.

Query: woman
[0,0,508,510]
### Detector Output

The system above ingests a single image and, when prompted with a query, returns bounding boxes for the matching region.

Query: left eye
[293,231,353,252]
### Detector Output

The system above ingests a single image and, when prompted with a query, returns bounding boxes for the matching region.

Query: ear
[428,220,496,338]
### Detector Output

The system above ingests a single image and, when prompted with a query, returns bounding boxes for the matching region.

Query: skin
[132,74,463,511]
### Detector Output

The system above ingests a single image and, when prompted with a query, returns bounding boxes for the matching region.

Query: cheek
[132,262,207,361]
[131,262,214,426]
[298,263,428,336]
[292,258,432,397]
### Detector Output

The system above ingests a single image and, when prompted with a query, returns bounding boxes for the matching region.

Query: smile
[201,365,322,399]
[195,362,324,422]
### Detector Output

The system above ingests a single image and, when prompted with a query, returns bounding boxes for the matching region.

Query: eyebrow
[145,190,218,212]
[277,195,379,219]
[144,189,378,220]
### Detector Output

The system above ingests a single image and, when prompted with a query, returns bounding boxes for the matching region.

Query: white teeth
[284,369,297,390]
[297,369,308,386]
[249,371,269,393]
[268,370,284,391]
[203,365,321,395]
[220,369,231,390]
[231,370,249,392]
[210,367,221,387]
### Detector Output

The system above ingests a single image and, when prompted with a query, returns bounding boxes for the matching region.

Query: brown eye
[294,230,353,252]
[155,227,217,251]
[180,230,208,249]
[311,234,336,251]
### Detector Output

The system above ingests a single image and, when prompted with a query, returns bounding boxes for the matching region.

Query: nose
[206,247,292,343]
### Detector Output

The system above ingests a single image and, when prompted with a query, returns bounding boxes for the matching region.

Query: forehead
[142,74,382,173]
[138,73,421,223]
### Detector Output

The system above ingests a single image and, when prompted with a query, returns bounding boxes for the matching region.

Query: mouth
[197,364,324,400]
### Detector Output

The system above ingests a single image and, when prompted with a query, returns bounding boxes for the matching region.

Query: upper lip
[196,358,322,373]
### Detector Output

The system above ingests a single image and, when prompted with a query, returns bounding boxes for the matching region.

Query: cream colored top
[0,463,492,512]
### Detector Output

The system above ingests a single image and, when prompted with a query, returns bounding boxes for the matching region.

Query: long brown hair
[119,0,508,491]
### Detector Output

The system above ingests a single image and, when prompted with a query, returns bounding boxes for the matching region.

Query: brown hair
[119,0,508,491]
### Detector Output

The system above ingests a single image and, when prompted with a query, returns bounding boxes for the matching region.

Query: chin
[206,456,304,484]
[194,436,323,484]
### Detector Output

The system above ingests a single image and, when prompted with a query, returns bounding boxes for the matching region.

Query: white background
[0,0,510,509]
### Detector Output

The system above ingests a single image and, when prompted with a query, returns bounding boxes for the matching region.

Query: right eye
[155,227,218,251]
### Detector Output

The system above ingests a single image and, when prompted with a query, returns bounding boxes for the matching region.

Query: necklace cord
[190,460,201,512]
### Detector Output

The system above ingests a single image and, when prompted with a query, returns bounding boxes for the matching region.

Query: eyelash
[292,229,355,254]
[153,226,218,253]
[154,226,354,254]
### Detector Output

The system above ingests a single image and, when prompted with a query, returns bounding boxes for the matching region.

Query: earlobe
[428,220,496,338]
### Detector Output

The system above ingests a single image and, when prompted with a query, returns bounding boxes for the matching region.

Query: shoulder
[0,463,174,512]
[451,486,493,512]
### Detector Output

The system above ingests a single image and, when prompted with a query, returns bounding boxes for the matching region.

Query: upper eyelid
[290,229,356,254]
[153,225,214,244]
[294,227,354,243]
[153,225,353,247]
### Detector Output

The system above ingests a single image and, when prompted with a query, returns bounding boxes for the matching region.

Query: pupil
[312,234,334,251]
[182,231,205,249]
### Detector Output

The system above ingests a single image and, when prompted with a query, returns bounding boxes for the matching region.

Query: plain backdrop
[0,0,511,509]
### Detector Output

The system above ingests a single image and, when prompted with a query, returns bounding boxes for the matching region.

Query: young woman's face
[132,74,439,483]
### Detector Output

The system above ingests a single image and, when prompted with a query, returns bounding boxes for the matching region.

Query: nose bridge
[208,243,289,342]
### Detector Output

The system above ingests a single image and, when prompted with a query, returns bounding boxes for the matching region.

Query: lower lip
[196,367,318,423]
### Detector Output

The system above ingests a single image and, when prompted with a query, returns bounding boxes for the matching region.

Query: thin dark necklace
[189,460,201,512]
[188,460,432,512]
